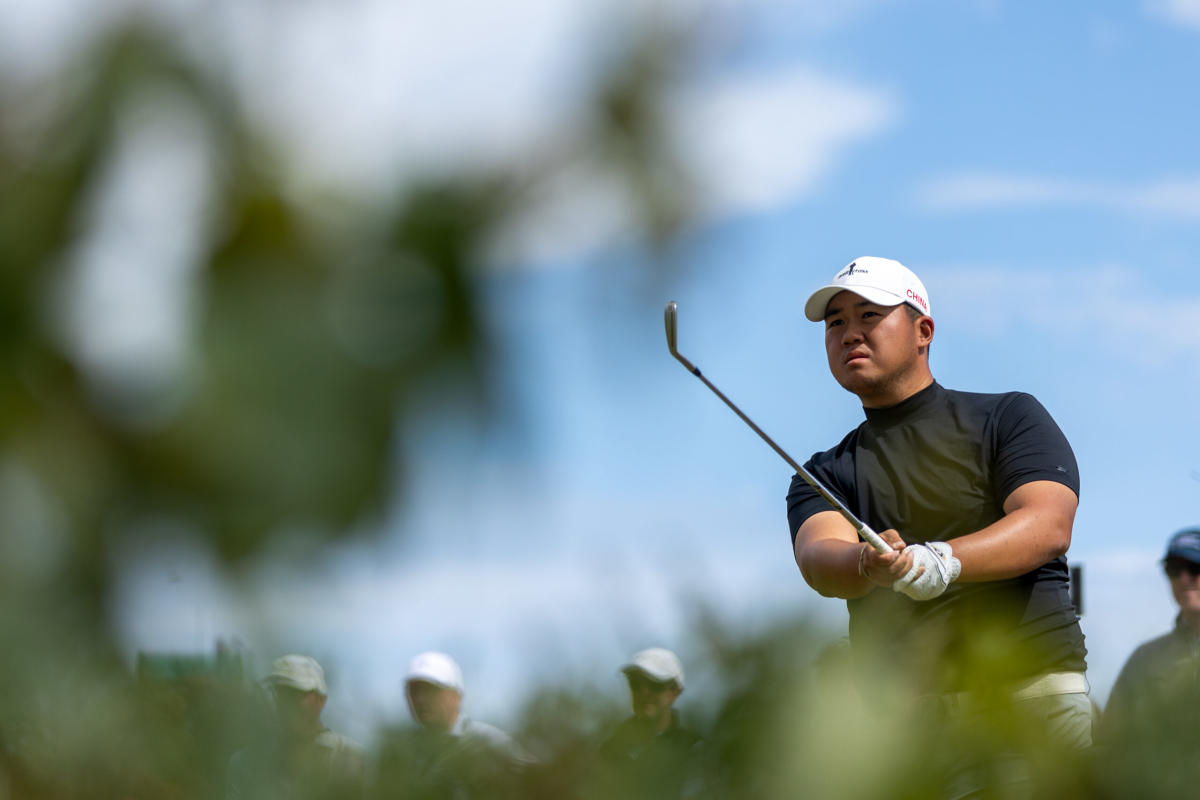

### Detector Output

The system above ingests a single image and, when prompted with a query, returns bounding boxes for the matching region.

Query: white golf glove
[892,541,961,601]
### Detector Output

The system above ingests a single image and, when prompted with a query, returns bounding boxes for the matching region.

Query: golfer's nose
[841,321,864,345]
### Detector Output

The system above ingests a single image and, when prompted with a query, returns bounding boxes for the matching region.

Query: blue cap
[1164,528,1200,564]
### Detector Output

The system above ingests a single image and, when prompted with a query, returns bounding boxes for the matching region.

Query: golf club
[664,301,892,554]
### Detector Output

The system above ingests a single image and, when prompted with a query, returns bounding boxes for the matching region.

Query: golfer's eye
[825,318,844,330]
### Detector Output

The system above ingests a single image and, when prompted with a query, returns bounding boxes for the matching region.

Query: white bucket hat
[804,256,932,322]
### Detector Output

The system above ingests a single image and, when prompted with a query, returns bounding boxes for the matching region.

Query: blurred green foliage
[1,26,495,571]
[0,14,691,797]
[0,14,691,574]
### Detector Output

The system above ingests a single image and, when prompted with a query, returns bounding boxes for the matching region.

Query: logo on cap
[837,262,866,279]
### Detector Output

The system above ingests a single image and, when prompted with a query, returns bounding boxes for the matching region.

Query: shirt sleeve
[786,470,823,545]
[991,393,1080,502]
[786,432,859,545]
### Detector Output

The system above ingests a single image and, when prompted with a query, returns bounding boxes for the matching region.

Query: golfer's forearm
[951,508,1072,582]
[795,538,873,598]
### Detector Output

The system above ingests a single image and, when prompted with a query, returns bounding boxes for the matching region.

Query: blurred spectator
[226,655,364,799]
[374,651,534,799]
[1105,528,1200,735]
[595,648,702,800]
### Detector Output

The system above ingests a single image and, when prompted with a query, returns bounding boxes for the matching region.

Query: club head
[664,301,679,355]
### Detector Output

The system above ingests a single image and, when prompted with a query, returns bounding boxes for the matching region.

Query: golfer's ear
[918,316,934,346]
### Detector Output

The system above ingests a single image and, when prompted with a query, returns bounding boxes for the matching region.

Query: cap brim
[621,664,680,686]
[405,673,462,692]
[266,676,324,694]
[804,285,908,322]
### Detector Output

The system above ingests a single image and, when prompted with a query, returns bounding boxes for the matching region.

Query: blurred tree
[0,12,691,797]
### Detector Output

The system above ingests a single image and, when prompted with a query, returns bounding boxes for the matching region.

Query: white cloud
[492,67,899,265]
[923,262,1200,366]
[226,1,900,262]
[915,174,1093,208]
[1131,178,1200,216]
[668,68,898,218]
[207,0,600,187]
[916,172,1200,220]
[0,0,901,267]
[1146,0,1200,28]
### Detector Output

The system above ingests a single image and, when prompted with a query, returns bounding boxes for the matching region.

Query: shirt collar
[862,380,943,429]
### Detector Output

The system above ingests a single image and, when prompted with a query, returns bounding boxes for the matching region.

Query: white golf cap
[621,647,684,689]
[804,256,932,321]
[405,651,464,693]
[265,654,327,695]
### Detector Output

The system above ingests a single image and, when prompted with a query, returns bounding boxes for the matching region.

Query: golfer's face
[823,291,923,400]
[628,673,680,719]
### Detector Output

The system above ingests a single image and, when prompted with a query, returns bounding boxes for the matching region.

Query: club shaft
[664,301,891,553]
[683,365,890,553]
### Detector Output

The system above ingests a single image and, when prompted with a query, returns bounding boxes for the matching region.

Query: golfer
[787,258,1092,789]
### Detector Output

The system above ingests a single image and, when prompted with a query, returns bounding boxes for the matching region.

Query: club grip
[859,524,893,554]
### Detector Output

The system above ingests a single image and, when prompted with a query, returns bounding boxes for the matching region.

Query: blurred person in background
[373,651,534,799]
[1104,528,1200,734]
[226,654,364,799]
[1094,528,1200,797]
[594,647,702,800]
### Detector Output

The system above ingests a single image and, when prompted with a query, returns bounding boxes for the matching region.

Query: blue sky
[4,0,1200,742]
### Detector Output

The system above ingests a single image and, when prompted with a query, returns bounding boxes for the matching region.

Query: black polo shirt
[786,382,1087,692]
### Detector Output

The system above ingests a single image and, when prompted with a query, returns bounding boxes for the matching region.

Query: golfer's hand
[892,541,962,601]
[858,529,914,588]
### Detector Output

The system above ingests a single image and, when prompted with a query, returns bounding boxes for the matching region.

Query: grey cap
[1164,528,1200,563]
[265,654,327,695]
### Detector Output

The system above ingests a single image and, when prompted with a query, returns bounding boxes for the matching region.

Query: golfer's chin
[832,366,880,397]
